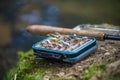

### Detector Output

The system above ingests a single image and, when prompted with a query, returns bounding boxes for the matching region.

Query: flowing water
[0,0,120,79]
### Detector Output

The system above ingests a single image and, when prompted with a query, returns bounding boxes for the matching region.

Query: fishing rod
[26,25,120,41]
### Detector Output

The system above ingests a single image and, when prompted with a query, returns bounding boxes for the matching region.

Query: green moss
[4,50,55,80]
[82,64,106,80]
[18,50,34,60]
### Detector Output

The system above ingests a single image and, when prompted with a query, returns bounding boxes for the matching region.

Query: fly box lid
[32,34,97,63]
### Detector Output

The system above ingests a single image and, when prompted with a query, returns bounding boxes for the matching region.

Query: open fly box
[32,34,97,63]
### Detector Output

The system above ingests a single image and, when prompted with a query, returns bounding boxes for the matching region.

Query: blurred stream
[0,0,120,79]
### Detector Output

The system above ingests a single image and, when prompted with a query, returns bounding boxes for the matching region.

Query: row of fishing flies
[36,33,92,52]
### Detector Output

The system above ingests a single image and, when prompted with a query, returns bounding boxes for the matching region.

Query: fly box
[32,34,97,63]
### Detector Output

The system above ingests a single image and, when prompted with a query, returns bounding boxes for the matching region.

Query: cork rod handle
[26,25,105,40]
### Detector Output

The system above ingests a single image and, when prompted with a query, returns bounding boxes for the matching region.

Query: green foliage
[18,50,34,59]
[4,49,54,80]
[82,64,106,80]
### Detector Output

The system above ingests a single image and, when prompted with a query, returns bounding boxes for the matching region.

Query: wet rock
[4,35,120,80]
